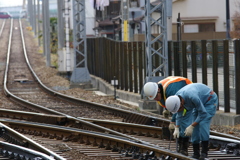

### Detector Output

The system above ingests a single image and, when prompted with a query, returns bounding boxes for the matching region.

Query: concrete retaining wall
[90,75,141,104]
[90,75,240,126]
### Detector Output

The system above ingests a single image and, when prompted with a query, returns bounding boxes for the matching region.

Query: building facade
[172,0,240,40]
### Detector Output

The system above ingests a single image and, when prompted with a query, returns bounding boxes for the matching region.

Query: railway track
[0,18,239,159]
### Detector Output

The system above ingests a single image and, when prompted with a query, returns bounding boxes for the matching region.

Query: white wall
[69,0,95,36]
[86,0,95,36]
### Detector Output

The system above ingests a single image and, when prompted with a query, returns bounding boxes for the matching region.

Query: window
[184,24,198,33]
[183,23,215,33]
[199,23,215,32]
[130,0,139,8]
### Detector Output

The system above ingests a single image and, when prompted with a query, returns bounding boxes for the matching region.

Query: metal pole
[177,13,181,41]
[33,0,36,36]
[42,0,46,56]
[46,0,51,67]
[65,0,71,73]
[177,13,181,76]
[57,0,64,49]
[37,0,41,46]
[122,0,129,41]
[226,0,230,39]
[114,76,116,100]
[168,130,173,150]
[144,0,170,83]
[28,0,33,26]
[43,0,51,66]
[112,20,116,40]
[70,0,91,83]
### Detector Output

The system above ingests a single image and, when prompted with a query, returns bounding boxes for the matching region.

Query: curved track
[0,19,239,160]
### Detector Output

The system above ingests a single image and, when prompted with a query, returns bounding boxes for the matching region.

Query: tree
[50,17,58,53]
[230,11,240,39]
[230,1,240,39]
[37,17,58,53]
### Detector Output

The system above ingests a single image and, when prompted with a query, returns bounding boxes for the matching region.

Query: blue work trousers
[191,93,218,144]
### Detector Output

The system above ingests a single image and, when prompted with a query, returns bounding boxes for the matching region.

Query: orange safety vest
[157,76,192,108]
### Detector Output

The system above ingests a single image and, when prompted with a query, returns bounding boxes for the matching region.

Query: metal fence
[87,37,240,114]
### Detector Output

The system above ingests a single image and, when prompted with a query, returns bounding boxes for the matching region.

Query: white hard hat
[143,82,158,100]
[166,95,181,114]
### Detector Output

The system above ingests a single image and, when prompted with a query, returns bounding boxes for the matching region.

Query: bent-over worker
[143,76,192,156]
[166,83,218,160]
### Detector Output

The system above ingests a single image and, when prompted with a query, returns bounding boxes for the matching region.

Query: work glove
[173,127,179,139]
[168,123,176,130]
[163,109,170,119]
[184,125,194,136]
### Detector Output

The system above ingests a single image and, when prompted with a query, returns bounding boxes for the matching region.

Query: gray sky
[0,0,23,7]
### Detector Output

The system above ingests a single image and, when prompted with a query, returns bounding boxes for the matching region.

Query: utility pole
[177,13,181,41]
[226,0,230,39]
[57,0,64,49]
[122,0,129,41]
[142,0,172,113]
[28,0,33,27]
[37,0,41,46]
[64,0,71,74]
[42,0,51,67]
[70,0,91,84]
[33,0,36,36]
[144,0,172,83]
[175,12,181,76]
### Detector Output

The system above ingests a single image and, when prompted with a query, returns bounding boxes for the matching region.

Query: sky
[0,0,23,7]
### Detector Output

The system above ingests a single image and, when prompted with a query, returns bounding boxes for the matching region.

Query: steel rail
[0,141,55,160]
[0,18,164,154]
[6,19,167,145]
[1,19,66,160]
[2,108,240,159]
[0,121,65,160]
[0,19,194,160]
[0,119,195,160]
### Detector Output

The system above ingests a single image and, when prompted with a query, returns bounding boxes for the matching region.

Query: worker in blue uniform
[143,76,192,156]
[165,83,218,160]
